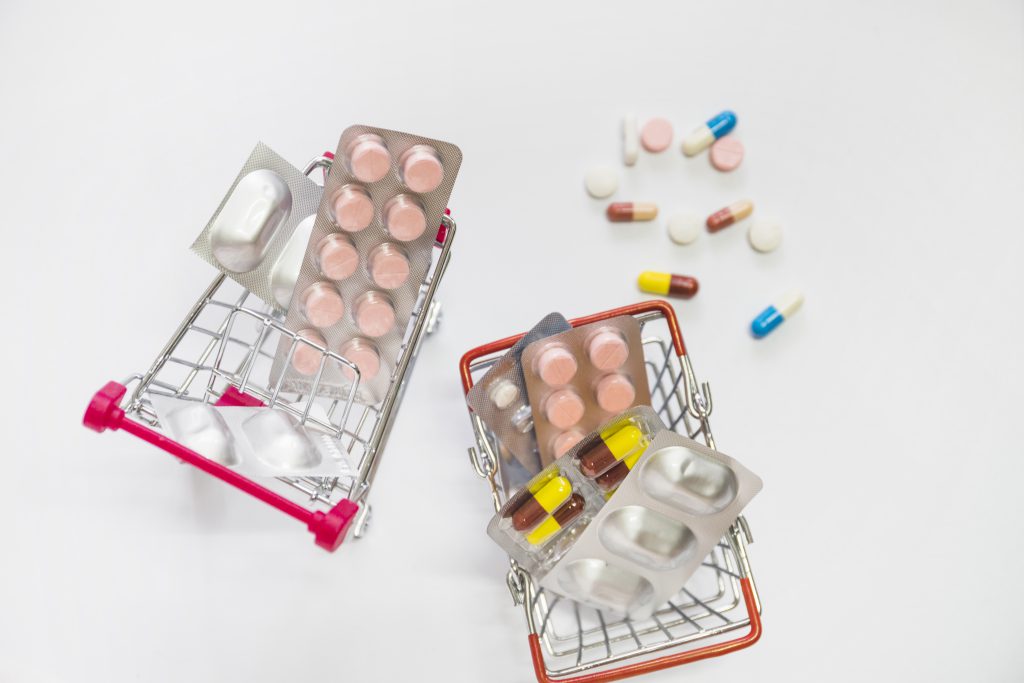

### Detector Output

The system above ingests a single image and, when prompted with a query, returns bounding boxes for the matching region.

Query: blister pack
[466,313,572,476]
[521,316,652,466]
[269,126,462,404]
[148,395,357,478]
[486,407,665,581]
[538,429,762,620]
[190,143,323,312]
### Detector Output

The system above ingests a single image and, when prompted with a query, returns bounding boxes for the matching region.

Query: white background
[2,1,1023,681]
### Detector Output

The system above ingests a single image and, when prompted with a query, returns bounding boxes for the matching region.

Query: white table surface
[3,1,1023,680]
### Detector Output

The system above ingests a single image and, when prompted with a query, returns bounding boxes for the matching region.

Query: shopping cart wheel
[83,381,128,432]
[309,499,360,551]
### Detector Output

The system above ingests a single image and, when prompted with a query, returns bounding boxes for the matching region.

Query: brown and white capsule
[607,202,659,222]
[706,200,754,232]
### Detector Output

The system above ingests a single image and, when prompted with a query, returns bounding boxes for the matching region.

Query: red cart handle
[83,381,358,551]
[529,578,761,683]
[460,300,685,395]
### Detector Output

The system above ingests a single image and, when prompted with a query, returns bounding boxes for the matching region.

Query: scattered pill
[666,212,702,245]
[709,136,744,172]
[640,118,673,153]
[751,290,804,338]
[706,199,754,232]
[291,329,327,375]
[748,218,783,253]
[622,114,639,166]
[577,425,646,478]
[347,134,391,183]
[682,110,737,156]
[488,380,519,410]
[584,165,619,198]
[595,373,636,413]
[526,494,585,545]
[637,271,699,299]
[545,388,586,429]
[511,475,572,531]
[607,202,658,222]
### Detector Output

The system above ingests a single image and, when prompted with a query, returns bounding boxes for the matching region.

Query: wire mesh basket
[459,300,762,682]
[83,153,456,551]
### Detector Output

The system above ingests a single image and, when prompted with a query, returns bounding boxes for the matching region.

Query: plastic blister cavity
[191,143,323,311]
[164,402,239,466]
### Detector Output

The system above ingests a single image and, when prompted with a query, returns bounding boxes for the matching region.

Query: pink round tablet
[536,345,578,386]
[545,389,585,430]
[640,118,673,153]
[368,243,411,289]
[348,134,391,183]
[587,330,629,371]
[385,196,428,241]
[291,330,326,375]
[595,374,636,413]
[339,338,381,381]
[353,292,396,338]
[332,186,374,232]
[317,235,359,281]
[709,136,744,172]
[301,283,344,328]
[552,429,585,457]
[400,145,444,193]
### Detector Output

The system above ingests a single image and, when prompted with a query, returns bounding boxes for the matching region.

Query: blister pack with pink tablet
[521,316,651,466]
[270,126,462,403]
[190,143,323,312]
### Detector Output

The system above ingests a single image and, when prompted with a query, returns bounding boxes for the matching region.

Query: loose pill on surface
[637,271,699,299]
[595,373,636,413]
[607,202,658,222]
[640,117,673,153]
[488,379,520,410]
[709,136,744,172]
[525,494,585,545]
[682,110,737,156]
[291,329,327,376]
[751,290,804,338]
[545,389,586,429]
[622,114,639,166]
[347,134,391,183]
[748,218,783,253]
[511,475,572,531]
[584,165,619,198]
[536,345,579,386]
[666,212,702,245]
[706,199,754,232]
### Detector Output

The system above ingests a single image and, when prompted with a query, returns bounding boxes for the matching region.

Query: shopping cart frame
[459,300,762,682]
[84,152,456,552]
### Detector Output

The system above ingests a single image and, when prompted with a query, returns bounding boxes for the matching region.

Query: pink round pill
[317,235,359,281]
[400,145,444,193]
[586,330,629,371]
[552,429,585,457]
[536,345,578,386]
[339,338,381,381]
[640,118,673,153]
[347,134,391,183]
[290,330,326,375]
[545,389,585,430]
[301,283,344,328]
[368,243,411,290]
[595,374,636,413]
[385,196,428,241]
[332,186,374,232]
[353,292,396,338]
[709,136,744,172]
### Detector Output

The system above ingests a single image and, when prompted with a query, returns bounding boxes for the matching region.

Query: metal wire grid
[467,310,759,678]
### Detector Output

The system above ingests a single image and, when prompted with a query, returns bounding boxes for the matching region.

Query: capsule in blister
[510,475,572,531]
[525,494,586,545]
[577,425,647,478]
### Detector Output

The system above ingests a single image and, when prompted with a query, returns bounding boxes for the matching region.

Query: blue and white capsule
[751,290,804,338]
[682,111,737,156]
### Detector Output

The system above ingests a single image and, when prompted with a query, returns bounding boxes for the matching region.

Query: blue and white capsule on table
[682,111,737,156]
[751,290,804,338]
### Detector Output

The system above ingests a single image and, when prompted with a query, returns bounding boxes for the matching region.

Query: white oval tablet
[584,166,618,199]
[748,218,783,253]
[666,212,702,245]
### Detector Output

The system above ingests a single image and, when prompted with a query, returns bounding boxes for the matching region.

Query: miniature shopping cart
[83,152,456,551]
[460,300,762,682]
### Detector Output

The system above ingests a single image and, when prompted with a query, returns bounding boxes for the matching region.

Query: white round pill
[666,212,702,245]
[584,165,619,199]
[488,380,519,410]
[748,218,783,253]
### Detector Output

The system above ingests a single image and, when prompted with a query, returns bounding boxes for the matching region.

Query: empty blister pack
[270,126,463,404]
[466,313,572,477]
[190,143,323,312]
[486,407,665,579]
[521,316,651,466]
[148,395,356,478]
[538,429,762,620]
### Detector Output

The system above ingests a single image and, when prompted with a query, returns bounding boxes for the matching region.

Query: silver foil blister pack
[270,126,463,404]
[190,143,323,312]
[466,313,572,478]
[521,316,652,467]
